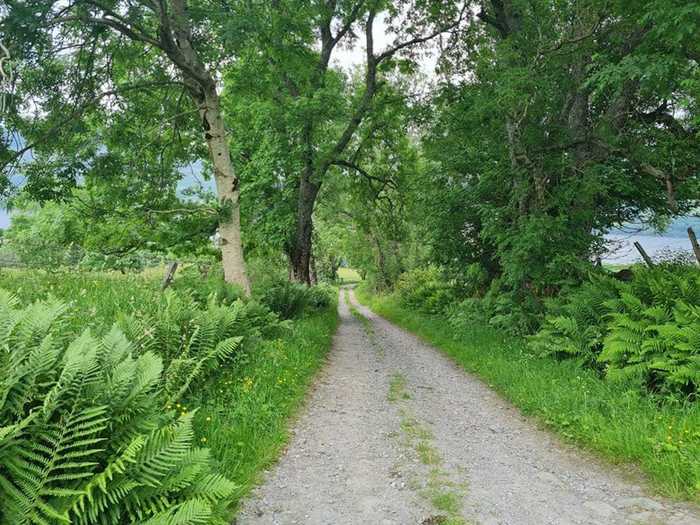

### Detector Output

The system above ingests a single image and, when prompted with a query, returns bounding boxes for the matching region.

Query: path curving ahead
[236,289,700,525]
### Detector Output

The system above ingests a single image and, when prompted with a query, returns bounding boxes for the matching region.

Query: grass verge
[355,286,700,502]
[187,303,339,515]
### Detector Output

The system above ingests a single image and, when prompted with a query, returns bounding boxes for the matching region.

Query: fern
[599,270,700,397]
[529,273,621,367]
[531,268,700,398]
[0,291,237,524]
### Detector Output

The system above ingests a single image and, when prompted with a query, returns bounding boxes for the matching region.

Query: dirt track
[237,289,700,525]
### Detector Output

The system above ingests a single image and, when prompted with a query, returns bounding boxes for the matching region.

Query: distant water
[603,216,700,264]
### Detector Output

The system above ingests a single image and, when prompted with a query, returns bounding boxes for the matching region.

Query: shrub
[600,268,700,398]
[0,290,236,524]
[257,280,334,320]
[529,273,622,367]
[457,262,490,297]
[481,283,542,334]
[395,267,457,314]
[445,298,487,333]
[305,283,335,310]
[531,267,700,398]
[118,290,281,364]
[78,250,163,273]
[258,280,309,319]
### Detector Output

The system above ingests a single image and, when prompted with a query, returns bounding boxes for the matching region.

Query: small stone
[620,497,665,511]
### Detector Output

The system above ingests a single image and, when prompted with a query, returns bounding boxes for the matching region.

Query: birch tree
[2,0,251,292]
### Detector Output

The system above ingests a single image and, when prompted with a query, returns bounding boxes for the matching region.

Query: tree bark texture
[290,175,319,285]
[196,85,251,294]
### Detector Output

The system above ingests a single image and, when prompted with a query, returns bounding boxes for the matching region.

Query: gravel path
[236,289,700,525]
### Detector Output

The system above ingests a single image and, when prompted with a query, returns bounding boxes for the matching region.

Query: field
[337,267,363,284]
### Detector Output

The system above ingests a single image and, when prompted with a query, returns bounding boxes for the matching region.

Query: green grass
[337,267,362,284]
[389,373,411,402]
[417,440,442,465]
[430,490,462,515]
[187,303,338,513]
[0,268,162,334]
[356,286,700,502]
[0,268,340,517]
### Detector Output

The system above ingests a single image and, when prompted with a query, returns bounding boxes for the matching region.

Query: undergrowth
[0,269,338,522]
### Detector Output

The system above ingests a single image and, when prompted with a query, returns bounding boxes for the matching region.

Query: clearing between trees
[237,289,700,525]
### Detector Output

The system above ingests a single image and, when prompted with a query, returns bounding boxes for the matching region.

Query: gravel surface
[236,289,700,525]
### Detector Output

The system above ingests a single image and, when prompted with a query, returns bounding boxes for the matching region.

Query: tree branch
[330,159,396,189]
[1,81,184,173]
[377,3,469,64]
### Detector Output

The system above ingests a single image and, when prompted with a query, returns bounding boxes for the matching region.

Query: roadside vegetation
[2,0,699,519]
[0,268,337,522]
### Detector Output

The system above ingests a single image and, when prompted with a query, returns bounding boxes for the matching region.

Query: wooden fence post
[161,261,178,291]
[688,227,700,266]
[633,241,654,268]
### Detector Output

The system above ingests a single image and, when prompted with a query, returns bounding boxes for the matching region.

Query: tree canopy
[0,0,697,305]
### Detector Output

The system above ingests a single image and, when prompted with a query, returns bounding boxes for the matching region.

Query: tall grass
[0,268,339,519]
[188,304,338,510]
[0,268,161,334]
[355,287,700,501]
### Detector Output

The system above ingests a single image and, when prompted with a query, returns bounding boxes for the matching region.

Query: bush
[79,250,164,273]
[601,267,700,398]
[305,283,335,310]
[529,273,622,367]
[258,280,334,320]
[445,298,487,333]
[258,280,309,319]
[0,290,236,524]
[118,290,282,363]
[480,281,542,334]
[394,267,457,314]
[531,266,700,399]
[456,262,490,297]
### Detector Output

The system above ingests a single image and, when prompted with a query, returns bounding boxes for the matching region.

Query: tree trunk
[372,232,389,289]
[196,86,251,294]
[310,250,318,285]
[290,174,319,285]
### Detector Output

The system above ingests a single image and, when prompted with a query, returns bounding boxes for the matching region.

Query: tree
[2,0,251,292]
[314,88,420,289]
[416,0,699,314]
[225,0,469,284]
